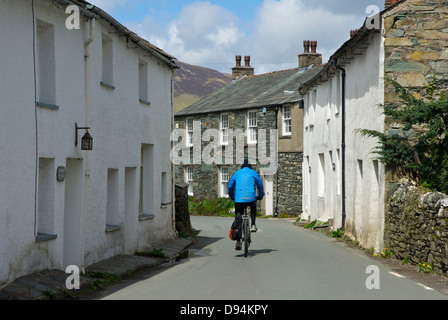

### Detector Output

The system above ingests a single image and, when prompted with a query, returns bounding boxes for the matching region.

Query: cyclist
[228,159,264,250]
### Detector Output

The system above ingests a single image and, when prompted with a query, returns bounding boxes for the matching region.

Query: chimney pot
[310,41,317,53]
[236,55,241,67]
[350,29,360,38]
[303,40,310,53]
[244,56,250,67]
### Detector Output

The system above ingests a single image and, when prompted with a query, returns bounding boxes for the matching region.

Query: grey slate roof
[176,64,325,117]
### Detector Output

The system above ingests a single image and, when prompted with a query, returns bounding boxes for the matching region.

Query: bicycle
[242,205,252,258]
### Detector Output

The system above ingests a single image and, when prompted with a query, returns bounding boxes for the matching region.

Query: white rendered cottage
[0,0,178,286]
[299,23,386,251]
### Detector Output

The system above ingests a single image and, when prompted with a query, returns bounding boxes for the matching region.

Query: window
[335,73,341,115]
[106,169,119,231]
[186,118,194,147]
[282,105,292,136]
[310,90,317,126]
[102,33,113,87]
[139,144,154,217]
[37,158,55,237]
[318,153,325,197]
[36,20,56,106]
[220,167,229,197]
[336,149,341,195]
[139,59,149,104]
[247,111,257,144]
[220,114,229,145]
[161,172,168,206]
[355,160,364,216]
[326,80,332,121]
[185,167,194,196]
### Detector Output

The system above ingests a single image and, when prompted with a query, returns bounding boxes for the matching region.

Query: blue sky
[88,0,385,74]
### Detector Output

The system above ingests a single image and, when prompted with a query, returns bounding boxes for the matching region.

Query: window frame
[185,166,194,196]
[247,110,258,144]
[186,118,194,147]
[220,113,229,146]
[282,105,292,136]
[219,166,230,198]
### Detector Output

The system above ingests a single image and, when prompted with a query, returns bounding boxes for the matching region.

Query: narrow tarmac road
[95,216,448,300]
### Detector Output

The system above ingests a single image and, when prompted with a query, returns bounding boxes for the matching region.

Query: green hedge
[189,197,235,217]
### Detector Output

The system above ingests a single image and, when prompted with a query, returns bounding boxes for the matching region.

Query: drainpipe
[334,58,346,231]
[274,105,279,217]
[82,18,95,259]
[171,68,177,232]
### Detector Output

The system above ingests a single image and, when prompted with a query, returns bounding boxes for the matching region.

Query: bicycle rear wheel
[244,221,249,257]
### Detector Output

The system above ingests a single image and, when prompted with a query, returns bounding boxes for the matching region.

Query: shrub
[358,77,448,193]
[189,197,235,216]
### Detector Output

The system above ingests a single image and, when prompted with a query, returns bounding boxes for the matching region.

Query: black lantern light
[75,123,93,151]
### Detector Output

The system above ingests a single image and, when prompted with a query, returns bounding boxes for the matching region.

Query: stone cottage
[298,0,448,252]
[0,0,178,287]
[174,48,324,217]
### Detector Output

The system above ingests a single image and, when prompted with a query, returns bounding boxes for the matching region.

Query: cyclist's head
[242,159,252,169]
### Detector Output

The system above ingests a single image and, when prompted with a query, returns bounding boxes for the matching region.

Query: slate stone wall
[175,108,303,216]
[175,182,193,235]
[384,1,448,115]
[385,179,448,275]
[277,152,303,216]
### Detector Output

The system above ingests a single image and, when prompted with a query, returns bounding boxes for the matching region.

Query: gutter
[333,59,346,231]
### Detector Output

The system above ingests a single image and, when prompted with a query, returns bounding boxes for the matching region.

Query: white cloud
[245,0,363,74]
[151,1,243,66]
[95,0,382,74]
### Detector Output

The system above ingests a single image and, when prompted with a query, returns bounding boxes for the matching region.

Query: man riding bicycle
[228,159,264,250]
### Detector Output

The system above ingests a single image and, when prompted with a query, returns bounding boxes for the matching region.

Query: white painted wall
[0,0,177,287]
[302,31,386,251]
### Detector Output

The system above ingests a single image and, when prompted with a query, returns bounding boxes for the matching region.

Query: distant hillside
[173,61,232,114]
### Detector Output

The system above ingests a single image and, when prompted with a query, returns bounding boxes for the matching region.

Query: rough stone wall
[175,182,193,235]
[382,2,448,260]
[277,152,303,216]
[175,110,276,199]
[384,1,448,120]
[174,109,302,216]
[385,179,448,275]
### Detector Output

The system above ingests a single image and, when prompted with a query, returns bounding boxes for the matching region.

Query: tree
[359,77,448,193]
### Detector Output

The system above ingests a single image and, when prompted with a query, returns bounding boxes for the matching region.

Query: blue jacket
[228,167,265,203]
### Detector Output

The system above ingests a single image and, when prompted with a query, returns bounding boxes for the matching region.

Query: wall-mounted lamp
[75,123,93,150]
[56,166,66,182]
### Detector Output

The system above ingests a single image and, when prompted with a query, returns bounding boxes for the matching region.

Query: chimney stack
[350,29,360,38]
[385,0,400,9]
[232,55,254,80]
[298,40,322,68]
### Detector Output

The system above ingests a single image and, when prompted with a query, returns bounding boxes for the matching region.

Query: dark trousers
[235,201,257,226]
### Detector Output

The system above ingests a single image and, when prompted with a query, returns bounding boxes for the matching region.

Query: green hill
[174,61,232,114]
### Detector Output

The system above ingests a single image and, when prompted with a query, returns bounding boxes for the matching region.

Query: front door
[63,158,83,268]
[264,175,274,216]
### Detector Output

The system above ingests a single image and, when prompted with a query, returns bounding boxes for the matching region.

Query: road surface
[96,216,448,300]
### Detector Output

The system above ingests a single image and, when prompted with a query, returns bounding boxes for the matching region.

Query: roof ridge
[242,67,300,79]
